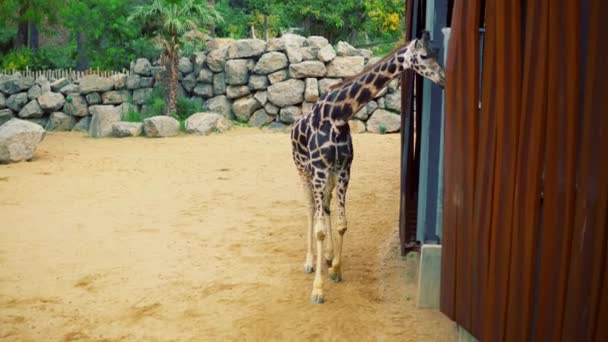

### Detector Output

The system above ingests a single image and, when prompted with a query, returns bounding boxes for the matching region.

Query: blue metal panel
[416,0,449,243]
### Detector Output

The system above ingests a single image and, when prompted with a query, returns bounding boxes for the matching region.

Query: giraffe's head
[406,32,446,88]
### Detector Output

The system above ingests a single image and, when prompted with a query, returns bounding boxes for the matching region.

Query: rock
[72,116,91,132]
[304,78,319,102]
[112,122,143,137]
[254,91,268,106]
[289,61,327,78]
[0,118,46,163]
[198,68,214,83]
[249,109,273,127]
[36,76,51,93]
[0,109,13,126]
[18,100,43,119]
[59,84,80,94]
[182,73,197,92]
[206,95,233,119]
[279,106,301,124]
[225,59,250,85]
[355,48,373,61]
[248,75,268,90]
[213,72,226,95]
[112,74,128,90]
[306,36,329,49]
[185,112,233,135]
[28,85,42,100]
[384,91,401,112]
[374,87,388,99]
[267,34,306,51]
[268,69,289,85]
[143,115,180,137]
[126,75,141,90]
[0,93,5,108]
[366,109,401,134]
[336,41,357,56]
[193,84,214,99]
[150,66,165,82]
[233,96,262,122]
[0,77,34,95]
[101,90,129,105]
[377,97,385,109]
[140,77,154,88]
[349,119,366,133]
[327,56,365,77]
[79,75,114,94]
[267,79,305,107]
[227,39,267,59]
[318,78,343,96]
[318,45,337,63]
[7,93,29,111]
[37,92,65,112]
[133,58,152,76]
[86,92,101,105]
[299,46,317,61]
[50,78,70,92]
[88,105,122,137]
[246,59,256,71]
[366,56,383,67]
[192,52,206,73]
[46,112,75,131]
[265,121,289,132]
[226,85,250,99]
[206,46,229,72]
[205,38,235,52]
[301,101,315,114]
[355,101,377,121]
[286,47,303,64]
[253,52,289,74]
[178,57,194,74]
[133,88,153,105]
[264,102,279,115]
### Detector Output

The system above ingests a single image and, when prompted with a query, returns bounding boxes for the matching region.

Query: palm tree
[129,0,222,116]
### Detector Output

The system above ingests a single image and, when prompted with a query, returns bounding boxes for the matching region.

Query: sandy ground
[0,128,456,341]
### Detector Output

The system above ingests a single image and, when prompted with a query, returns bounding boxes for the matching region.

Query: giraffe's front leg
[302,179,315,273]
[323,190,334,266]
[329,171,349,283]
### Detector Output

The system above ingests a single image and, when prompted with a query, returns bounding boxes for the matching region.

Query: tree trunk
[208,0,216,37]
[164,42,179,117]
[76,31,89,71]
[15,22,28,49]
[29,22,40,51]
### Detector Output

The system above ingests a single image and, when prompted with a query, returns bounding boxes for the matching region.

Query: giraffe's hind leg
[310,172,332,304]
[323,177,336,267]
[329,170,350,283]
[301,176,315,274]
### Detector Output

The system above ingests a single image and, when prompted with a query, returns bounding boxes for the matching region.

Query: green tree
[129,0,222,116]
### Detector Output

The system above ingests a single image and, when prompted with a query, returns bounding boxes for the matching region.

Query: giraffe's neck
[325,48,410,122]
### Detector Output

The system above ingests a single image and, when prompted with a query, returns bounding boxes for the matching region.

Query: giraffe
[290,31,446,304]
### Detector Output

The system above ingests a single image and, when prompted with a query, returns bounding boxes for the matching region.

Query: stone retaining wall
[0,34,403,135]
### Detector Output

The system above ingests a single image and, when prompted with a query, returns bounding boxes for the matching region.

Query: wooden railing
[0,68,131,81]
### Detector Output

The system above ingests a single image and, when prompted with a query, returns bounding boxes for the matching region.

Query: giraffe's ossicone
[291,31,446,304]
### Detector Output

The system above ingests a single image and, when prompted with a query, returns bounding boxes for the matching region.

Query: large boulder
[318,78,343,95]
[205,38,235,52]
[248,75,268,90]
[206,95,233,119]
[384,91,402,112]
[264,102,279,115]
[227,39,267,59]
[132,88,153,105]
[193,84,214,99]
[185,112,233,135]
[226,85,250,99]
[37,92,65,112]
[50,78,70,92]
[253,52,289,74]
[206,46,229,72]
[59,84,80,95]
[248,109,273,127]
[126,75,141,90]
[198,68,214,83]
[233,96,262,122]
[225,59,250,85]
[326,56,365,77]
[46,112,75,131]
[143,116,180,137]
[192,52,206,73]
[267,69,289,85]
[18,100,43,119]
[0,118,46,163]
[349,119,366,134]
[0,77,34,95]
[0,93,5,108]
[305,36,329,49]
[112,74,127,90]
[366,109,401,134]
[88,105,122,137]
[0,109,14,126]
[79,75,114,94]
[72,116,91,132]
[267,79,305,107]
[336,41,357,56]
[133,58,152,76]
[317,45,337,63]
[27,84,42,100]
[6,93,29,112]
[86,92,101,105]
[112,122,143,137]
[267,34,306,52]
[101,90,129,105]
[304,78,319,102]
[289,61,327,78]
[254,91,268,106]
[285,46,303,64]
[178,57,194,74]
[36,76,51,93]
[279,106,301,124]
[213,72,226,95]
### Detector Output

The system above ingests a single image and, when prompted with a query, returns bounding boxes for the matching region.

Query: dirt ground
[0,128,456,341]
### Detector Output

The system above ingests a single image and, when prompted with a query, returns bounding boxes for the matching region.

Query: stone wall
[0,34,403,135]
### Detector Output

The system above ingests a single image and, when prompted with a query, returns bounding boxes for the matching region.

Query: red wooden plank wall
[440,0,608,340]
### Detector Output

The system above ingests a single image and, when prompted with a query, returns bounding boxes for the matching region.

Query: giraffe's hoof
[310,294,325,304]
[304,265,315,273]
[329,267,343,283]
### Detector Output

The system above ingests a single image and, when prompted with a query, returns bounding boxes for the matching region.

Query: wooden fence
[440,0,607,340]
[0,68,131,81]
